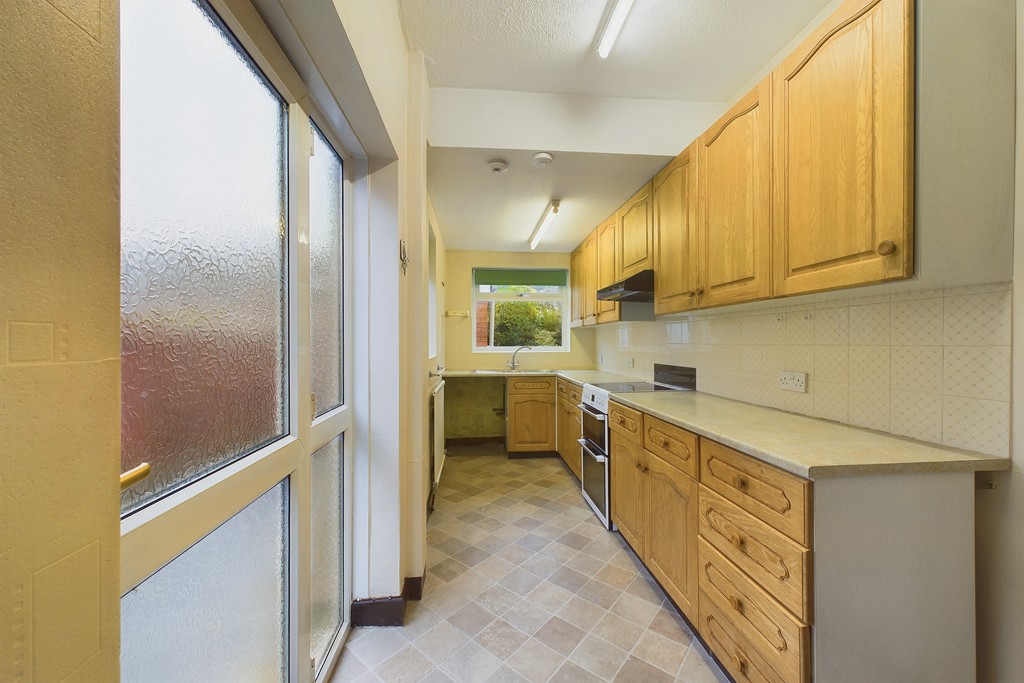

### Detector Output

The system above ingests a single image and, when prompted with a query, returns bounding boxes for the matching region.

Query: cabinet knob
[730,653,746,673]
[728,594,742,612]
[729,532,744,549]
[877,239,896,255]
[661,438,670,448]
[694,287,704,296]
[732,475,747,490]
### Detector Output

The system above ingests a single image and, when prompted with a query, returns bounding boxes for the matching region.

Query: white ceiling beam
[429,87,726,157]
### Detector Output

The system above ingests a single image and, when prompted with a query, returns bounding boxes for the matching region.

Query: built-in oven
[578,384,613,529]
[576,366,696,530]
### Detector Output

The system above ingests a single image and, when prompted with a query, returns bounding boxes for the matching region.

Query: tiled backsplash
[595,283,1012,457]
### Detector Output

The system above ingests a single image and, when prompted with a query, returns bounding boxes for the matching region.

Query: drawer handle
[729,532,744,549]
[728,594,742,613]
[732,475,747,490]
[730,652,747,674]
[661,438,670,448]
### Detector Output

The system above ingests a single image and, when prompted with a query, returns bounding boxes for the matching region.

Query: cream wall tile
[814,346,848,384]
[784,345,814,376]
[761,312,787,346]
[891,298,943,346]
[849,303,891,345]
[944,291,1012,346]
[942,396,1010,457]
[944,282,1011,297]
[783,381,814,416]
[848,386,891,432]
[762,376,787,410]
[891,346,943,394]
[813,382,849,423]
[741,346,762,374]
[943,346,1012,401]
[762,346,786,375]
[849,346,891,388]
[891,391,943,443]
[741,316,762,344]
[709,317,743,345]
[813,307,848,346]
[786,311,815,346]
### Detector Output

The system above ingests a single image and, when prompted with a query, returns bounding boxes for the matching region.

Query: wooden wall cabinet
[698,77,773,308]
[595,214,620,324]
[653,143,700,315]
[617,180,654,280]
[582,231,598,325]
[772,0,913,297]
[506,379,556,453]
[569,245,583,327]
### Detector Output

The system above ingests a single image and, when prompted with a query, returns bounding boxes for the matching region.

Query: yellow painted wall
[444,250,597,370]
[0,1,121,680]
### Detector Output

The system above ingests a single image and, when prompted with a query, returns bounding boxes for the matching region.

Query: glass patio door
[118,1,353,681]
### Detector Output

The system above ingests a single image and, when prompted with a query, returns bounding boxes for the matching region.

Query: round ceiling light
[487,159,509,174]
[532,152,554,168]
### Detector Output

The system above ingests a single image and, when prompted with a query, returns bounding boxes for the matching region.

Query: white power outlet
[597,353,604,364]
[778,370,807,393]
[626,357,634,368]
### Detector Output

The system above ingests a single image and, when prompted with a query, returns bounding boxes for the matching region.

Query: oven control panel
[581,384,610,414]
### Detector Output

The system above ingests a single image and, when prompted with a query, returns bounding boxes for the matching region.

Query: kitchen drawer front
[699,538,809,683]
[700,438,811,546]
[569,385,582,404]
[644,415,699,479]
[507,376,556,395]
[699,593,787,683]
[557,379,572,400]
[609,402,643,442]
[699,487,811,622]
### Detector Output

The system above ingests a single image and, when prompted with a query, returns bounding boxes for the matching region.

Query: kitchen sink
[464,369,556,374]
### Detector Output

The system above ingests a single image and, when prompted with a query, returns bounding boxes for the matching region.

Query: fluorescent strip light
[597,0,635,59]
[529,200,560,250]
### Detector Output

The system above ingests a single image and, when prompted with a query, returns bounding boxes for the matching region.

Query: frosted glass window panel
[120,0,288,514]
[310,436,344,669]
[121,481,289,683]
[309,124,344,415]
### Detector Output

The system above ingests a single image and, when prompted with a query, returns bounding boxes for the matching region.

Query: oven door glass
[580,441,610,528]
[580,404,608,453]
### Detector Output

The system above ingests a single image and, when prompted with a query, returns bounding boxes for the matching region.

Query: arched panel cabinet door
[699,77,773,308]
[772,0,914,296]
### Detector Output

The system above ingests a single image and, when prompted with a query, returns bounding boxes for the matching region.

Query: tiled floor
[331,446,729,683]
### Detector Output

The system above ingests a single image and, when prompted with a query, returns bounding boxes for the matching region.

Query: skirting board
[350,574,425,627]
[507,451,560,460]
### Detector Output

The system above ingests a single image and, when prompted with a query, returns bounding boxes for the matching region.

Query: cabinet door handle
[877,239,896,255]
[728,594,742,612]
[729,531,744,549]
[694,287,704,296]
[732,475,747,490]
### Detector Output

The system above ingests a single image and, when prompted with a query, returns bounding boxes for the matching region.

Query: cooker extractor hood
[596,269,655,302]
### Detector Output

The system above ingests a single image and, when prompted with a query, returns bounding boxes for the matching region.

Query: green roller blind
[473,268,568,287]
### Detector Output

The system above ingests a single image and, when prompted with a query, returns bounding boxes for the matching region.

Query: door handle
[120,463,151,491]
[577,403,607,421]
[579,439,608,464]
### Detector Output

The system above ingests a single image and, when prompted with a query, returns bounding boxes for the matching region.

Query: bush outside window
[472,269,569,352]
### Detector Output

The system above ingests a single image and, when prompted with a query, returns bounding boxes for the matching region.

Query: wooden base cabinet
[556,395,582,480]
[506,377,556,453]
[609,432,646,556]
[646,452,699,621]
[607,403,978,683]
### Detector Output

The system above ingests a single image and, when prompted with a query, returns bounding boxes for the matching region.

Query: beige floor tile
[334,452,727,683]
[569,633,629,680]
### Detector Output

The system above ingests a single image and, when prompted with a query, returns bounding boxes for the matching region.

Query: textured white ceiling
[428,147,671,252]
[400,0,834,100]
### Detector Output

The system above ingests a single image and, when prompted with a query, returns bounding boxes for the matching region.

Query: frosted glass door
[121,482,289,683]
[120,0,288,515]
[310,437,344,671]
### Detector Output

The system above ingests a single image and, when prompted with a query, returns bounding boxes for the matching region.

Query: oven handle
[577,403,607,421]
[578,438,608,464]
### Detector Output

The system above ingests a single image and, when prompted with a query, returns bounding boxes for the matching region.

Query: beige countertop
[443,368,1010,479]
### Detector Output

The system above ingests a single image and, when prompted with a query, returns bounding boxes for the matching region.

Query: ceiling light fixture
[529,200,560,251]
[597,0,635,59]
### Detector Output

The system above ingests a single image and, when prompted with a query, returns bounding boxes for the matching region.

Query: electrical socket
[626,357,634,368]
[597,353,604,364]
[778,371,807,393]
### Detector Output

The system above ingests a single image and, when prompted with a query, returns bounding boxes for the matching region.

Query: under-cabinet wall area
[595,283,1012,457]
[443,377,506,440]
